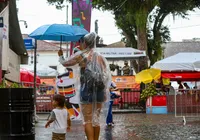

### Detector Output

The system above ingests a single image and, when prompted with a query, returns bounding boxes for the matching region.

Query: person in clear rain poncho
[58,32,111,140]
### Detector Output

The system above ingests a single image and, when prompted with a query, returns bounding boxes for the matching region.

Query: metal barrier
[21,83,55,113]
[5,80,142,112]
[5,81,55,113]
[174,89,200,124]
[113,89,141,110]
[36,94,54,113]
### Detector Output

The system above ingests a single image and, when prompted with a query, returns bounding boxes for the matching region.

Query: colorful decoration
[70,0,92,55]
[56,71,76,98]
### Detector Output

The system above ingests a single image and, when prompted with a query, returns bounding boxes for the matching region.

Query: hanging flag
[0,5,9,71]
[70,0,92,55]
[0,5,9,82]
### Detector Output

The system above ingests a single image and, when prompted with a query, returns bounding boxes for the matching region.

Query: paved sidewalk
[35,113,200,140]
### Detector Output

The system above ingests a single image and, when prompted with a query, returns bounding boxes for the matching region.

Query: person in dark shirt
[122,61,130,76]
[177,81,184,93]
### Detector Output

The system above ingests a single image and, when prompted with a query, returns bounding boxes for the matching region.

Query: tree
[148,0,200,65]
[47,0,200,69]
[92,0,159,70]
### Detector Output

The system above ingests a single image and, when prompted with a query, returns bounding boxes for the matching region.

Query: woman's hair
[53,94,65,108]
[84,32,97,49]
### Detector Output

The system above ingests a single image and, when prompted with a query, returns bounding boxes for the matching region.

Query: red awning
[161,72,200,81]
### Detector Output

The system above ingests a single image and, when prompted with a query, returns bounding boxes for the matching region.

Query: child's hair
[53,94,65,108]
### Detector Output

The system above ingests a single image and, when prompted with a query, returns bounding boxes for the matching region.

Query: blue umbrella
[29,24,88,42]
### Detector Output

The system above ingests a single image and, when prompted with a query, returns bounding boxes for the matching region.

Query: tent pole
[33,40,37,104]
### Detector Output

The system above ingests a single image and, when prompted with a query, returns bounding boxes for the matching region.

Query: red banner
[162,72,200,81]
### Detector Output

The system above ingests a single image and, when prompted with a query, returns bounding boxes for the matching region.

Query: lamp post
[66,3,69,57]
[95,20,98,34]
[19,20,28,28]
[33,40,37,104]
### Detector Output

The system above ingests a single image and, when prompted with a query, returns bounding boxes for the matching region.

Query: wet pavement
[35,113,200,140]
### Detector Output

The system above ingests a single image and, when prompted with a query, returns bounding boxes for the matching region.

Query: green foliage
[47,0,66,9]
[0,79,23,88]
[10,83,23,88]
[109,64,116,71]
[140,83,157,101]
[46,0,200,65]
[0,80,6,88]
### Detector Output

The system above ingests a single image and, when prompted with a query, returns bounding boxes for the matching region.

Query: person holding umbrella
[58,32,111,140]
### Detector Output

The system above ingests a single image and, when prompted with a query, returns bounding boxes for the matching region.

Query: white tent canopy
[20,63,58,77]
[95,47,146,59]
[152,53,200,71]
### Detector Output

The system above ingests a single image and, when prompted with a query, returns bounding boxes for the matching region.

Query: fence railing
[4,80,142,112]
[113,89,141,110]
[166,89,200,124]
[174,89,200,117]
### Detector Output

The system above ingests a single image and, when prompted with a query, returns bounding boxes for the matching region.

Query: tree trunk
[137,27,148,71]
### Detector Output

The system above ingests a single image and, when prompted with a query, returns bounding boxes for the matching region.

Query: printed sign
[0,17,3,28]
[95,48,146,58]
[24,38,35,50]
[112,76,140,89]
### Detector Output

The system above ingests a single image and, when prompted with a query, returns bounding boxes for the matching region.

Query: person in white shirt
[45,94,70,140]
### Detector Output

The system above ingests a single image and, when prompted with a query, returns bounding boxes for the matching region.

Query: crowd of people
[155,79,198,96]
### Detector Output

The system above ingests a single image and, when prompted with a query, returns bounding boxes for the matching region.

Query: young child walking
[45,94,70,140]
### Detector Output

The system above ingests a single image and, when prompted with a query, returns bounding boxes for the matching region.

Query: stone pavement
[35,113,200,140]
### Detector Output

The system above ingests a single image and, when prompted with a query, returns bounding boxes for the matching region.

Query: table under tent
[152,52,200,122]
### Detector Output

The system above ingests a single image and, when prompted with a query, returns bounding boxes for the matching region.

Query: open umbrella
[20,64,57,77]
[135,68,161,84]
[20,68,41,84]
[29,24,88,48]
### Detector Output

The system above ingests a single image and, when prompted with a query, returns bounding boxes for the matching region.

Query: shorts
[52,132,65,140]
[80,83,105,103]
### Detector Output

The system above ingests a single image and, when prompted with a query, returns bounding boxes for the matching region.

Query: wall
[5,48,20,82]
[27,51,66,75]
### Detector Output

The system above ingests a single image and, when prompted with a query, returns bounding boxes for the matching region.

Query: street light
[95,20,98,34]
[19,20,28,28]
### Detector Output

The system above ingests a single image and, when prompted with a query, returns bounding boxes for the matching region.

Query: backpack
[84,52,105,92]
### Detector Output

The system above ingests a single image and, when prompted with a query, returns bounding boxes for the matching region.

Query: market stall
[95,47,146,109]
[152,52,200,116]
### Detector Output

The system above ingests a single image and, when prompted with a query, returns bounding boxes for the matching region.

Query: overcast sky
[17,0,200,44]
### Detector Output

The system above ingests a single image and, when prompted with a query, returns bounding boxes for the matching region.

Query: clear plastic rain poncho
[59,32,111,126]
